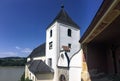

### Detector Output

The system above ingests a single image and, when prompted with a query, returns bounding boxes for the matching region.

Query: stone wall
[58,67,69,81]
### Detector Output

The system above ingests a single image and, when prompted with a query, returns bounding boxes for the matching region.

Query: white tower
[46,6,80,81]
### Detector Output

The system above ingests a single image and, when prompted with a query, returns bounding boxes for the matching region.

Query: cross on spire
[61,4,64,8]
[60,0,64,9]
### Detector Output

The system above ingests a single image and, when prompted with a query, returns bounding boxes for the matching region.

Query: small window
[33,77,34,81]
[68,43,71,48]
[48,58,52,67]
[30,73,31,79]
[50,30,52,37]
[61,54,64,59]
[49,41,53,49]
[68,29,71,37]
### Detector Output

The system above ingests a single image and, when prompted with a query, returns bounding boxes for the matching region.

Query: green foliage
[21,72,25,81]
[25,78,32,81]
[20,73,32,81]
[0,57,26,66]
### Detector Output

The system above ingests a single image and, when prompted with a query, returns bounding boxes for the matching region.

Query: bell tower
[45,6,80,81]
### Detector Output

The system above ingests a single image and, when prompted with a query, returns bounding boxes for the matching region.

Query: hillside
[0,57,27,66]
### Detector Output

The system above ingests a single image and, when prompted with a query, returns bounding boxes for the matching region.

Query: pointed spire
[47,4,80,29]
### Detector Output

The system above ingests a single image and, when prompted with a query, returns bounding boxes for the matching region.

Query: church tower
[45,6,80,81]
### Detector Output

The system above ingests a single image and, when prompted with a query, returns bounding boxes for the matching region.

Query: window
[48,58,52,67]
[68,43,71,48]
[50,30,52,37]
[68,29,71,37]
[33,77,34,81]
[61,54,64,59]
[30,73,31,79]
[49,41,53,49]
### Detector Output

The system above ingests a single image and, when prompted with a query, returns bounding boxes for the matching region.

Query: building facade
[45,6,80,81]
[25,6,81,81]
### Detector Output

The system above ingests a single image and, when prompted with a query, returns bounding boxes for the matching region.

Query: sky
[0,0,103,58]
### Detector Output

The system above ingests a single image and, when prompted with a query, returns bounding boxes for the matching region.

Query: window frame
[48,58,52,67]
[68,43,71,48]
[67,29,72,37]
[49,41,53,50]
[50,30,52,37]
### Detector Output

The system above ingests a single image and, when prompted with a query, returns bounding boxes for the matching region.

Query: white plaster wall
[27,58,31,62]
[25,65,29,79]
[25,65,34,80]
[37,79,53,81]
[46,22,59,81]
[33,56,45,61]
[69,49,83,81]
[70,49,82,67]
[46,21,80,81]
[59,23,80,58]
[58,51,68,67]
[36,74,53,81]
[69,68,82,81]
[46,22,58,68]
[27,70,36,81]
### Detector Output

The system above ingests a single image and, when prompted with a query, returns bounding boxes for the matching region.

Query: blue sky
[0,0,103,57]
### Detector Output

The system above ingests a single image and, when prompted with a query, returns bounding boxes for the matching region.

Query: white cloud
[0,52,18,58]
[0,47,32,58]
[21,48,32,54]
[15,46,21,50]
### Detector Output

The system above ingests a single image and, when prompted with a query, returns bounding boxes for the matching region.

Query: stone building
[45,6,80,81]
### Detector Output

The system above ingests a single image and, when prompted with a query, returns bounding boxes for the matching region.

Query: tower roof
[47,7,80,29]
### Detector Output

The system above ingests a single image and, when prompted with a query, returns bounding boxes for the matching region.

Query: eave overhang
[80,0,120,44]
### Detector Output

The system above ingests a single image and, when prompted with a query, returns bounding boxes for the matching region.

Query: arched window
[59,74,66,81]
[50,30,52,37]
[67,29,71,37]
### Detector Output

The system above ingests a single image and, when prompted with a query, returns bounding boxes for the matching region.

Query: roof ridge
[27,43,46,58]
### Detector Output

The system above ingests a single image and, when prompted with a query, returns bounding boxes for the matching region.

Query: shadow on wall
[81,43,120,81]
